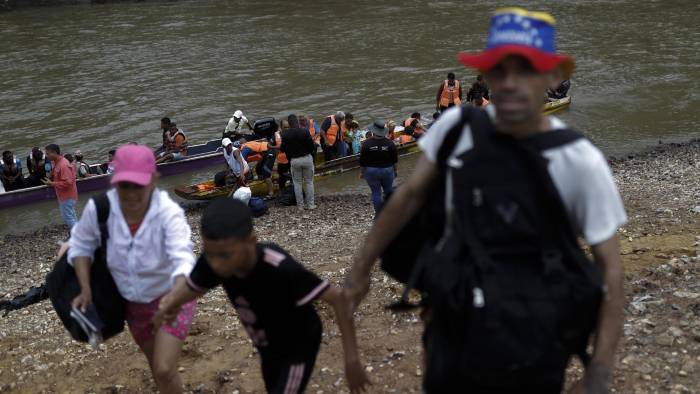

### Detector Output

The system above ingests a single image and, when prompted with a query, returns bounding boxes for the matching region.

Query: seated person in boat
[239,139,275,199]
[0,151,26,191]
[404,113,426,138]
[347,121,363,155]
[398,126,415,144]
[223,110,254,141]
[547,79,571,101]
[25,147,52,187]
[214,138,250,188]
[156,123,188,164]
[386,120,397,141]
[155,117,172,156]
[99,150,116,175]
[73,150,93,178]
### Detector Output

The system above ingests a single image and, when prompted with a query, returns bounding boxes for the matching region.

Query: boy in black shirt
[153,199,370,394]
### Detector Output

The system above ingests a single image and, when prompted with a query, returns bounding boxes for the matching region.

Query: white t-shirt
[418,106,627,246]
[224,146,249,176]
[225,115,250,134]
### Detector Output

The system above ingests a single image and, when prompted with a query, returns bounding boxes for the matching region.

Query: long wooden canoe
[543,96,571,115]
[174,140,421,200]
[0,139,224,209]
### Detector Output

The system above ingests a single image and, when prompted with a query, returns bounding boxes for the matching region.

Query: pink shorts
[126,296,197,348]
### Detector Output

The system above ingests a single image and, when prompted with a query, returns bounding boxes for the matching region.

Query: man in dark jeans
[359,121,398,217]
[345,7,626,394]
[281,114,317,210]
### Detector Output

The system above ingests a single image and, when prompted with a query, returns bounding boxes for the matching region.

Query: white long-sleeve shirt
[68,189,196,303]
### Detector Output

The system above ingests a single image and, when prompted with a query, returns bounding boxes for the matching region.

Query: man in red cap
[345,7,625,393]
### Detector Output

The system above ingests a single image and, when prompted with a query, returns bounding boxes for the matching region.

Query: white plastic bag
[232,186,252,205]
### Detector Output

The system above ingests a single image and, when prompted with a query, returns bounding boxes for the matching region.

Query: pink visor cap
[110,145,156,186]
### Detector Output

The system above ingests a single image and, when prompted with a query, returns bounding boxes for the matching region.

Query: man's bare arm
[579,235,624,393]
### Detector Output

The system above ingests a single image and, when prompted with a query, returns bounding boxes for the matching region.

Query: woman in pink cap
[68,144,196,393]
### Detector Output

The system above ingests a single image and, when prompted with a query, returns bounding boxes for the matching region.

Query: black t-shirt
[280,128,315,160]
[188,243,329,358]
[359,138,398,168]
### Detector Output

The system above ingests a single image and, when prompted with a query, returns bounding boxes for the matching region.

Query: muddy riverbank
[0,139,699,393]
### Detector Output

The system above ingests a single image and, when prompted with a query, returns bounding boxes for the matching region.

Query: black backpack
[46,194,126,343]
[385,107,603,387]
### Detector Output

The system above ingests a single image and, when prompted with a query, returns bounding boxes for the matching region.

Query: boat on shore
[175,98,572,201]
[174,140,421,200]
[0,139,223,209]
[543,96,571,115]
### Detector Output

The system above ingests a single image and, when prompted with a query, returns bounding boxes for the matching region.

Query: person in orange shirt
[436,72,463,112]
[42,144,79,229]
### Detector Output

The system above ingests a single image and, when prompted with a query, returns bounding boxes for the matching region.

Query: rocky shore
[1,140,700,393]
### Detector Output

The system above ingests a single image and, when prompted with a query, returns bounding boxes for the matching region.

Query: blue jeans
[364,167,395,215]
[59,199,78,229]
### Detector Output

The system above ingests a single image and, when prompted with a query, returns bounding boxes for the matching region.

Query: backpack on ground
[383,106,603,386]
[276,185,297,206]
[248,197,268,217]
[46,193,126,343]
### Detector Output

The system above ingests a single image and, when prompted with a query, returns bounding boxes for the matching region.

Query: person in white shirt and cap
[215,138,249,187]
[223,110,254,141]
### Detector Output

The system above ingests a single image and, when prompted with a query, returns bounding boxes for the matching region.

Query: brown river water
[0,0,698,234]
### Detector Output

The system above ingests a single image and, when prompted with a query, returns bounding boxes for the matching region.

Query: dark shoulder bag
[46,193,126,342]
[380,106,472,304]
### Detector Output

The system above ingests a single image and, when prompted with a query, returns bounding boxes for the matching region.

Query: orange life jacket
[307,118,320,145]
[399,134,414,144]
[242,140,268,163]
[324,115,346,146]
[439,80,462,107]
[275,133,288,165]
[165,129,188,155]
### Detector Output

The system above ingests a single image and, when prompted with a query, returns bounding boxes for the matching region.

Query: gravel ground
[0,140,699,393]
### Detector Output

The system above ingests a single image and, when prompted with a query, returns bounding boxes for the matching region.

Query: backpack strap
[92,193,111,263]
[435,106,473,170]
[388,106,473,310]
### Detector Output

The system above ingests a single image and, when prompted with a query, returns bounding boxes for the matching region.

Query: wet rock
[656,335,675,347]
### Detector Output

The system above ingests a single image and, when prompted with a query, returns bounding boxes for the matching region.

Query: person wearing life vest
[156,124,188,164]
[74,150,93,178]
[386,120,397,142]
[436,72,463,112]
[272,125,291,191]
[320,111,346,161]
[26,147,52,187]
[0,150,26,191]
[472,92,491,108]
[404,112,426,138]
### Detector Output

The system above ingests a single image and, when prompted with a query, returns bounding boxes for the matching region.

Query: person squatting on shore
[69,145,196,393]
[345,7,626,394]
[154,198,370,393]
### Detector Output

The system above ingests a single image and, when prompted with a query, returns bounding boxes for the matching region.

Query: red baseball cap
[110,145,156,186]
[457,8,575,79]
